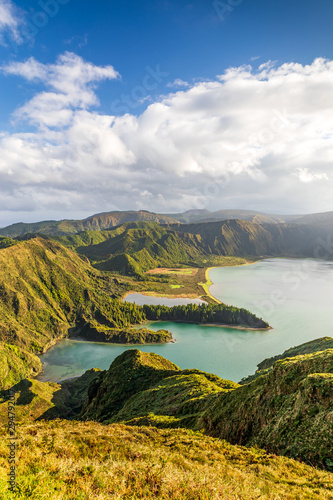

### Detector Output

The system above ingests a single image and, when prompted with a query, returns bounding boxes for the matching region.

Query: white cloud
[0,0,22,45]
[1,55,333,222]
[296,168,329,183]
[2,52,120,127]
[166,78,190,88]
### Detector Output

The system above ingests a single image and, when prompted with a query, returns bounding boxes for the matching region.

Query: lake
[124,293,206,306]
[37,258,333,383]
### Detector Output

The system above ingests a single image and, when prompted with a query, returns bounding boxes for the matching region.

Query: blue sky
[1,0,333,225]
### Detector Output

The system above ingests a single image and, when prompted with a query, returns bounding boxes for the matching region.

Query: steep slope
[0,237,151,388]
[81,349,237,427]
[62,219,333,276]
[0,368,101,425]
[80,350,180,422]
[241,336,333,383]
[81,344,333,470]
[198,348,333,469]
[57,222,205,273]
[0,237,134,350]
[0,343,41,391]
[169,218,333,258]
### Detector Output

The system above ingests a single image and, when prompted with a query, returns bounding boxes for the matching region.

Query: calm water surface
[124,293,205,306]
[38,259,333,383]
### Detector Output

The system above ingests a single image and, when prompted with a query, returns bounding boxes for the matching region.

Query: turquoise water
[124,293,205,306]
[37,258,333,383]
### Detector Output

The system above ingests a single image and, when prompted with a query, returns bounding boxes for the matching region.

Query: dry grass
[146,268,199,276]
[1,421,333,499]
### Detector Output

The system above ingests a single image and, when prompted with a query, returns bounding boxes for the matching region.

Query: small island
[70,321,173,344]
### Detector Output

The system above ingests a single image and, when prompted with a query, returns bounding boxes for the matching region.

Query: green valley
[1,210,333,498]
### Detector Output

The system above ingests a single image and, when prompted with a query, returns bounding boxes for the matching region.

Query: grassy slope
[50,219,333,280]
[80,350,180,422]
[52,220,272,276]
[0,345,332,497]
[81,346,333,470]
[0,237,152,389]
[198,349,333,470]
[0,236,122,350]
[0,369,102,425]
[111,369,238,429]
[81,349,237,428]
[0,343,41,391]
[241,336,333,383]
[1,421,333,500]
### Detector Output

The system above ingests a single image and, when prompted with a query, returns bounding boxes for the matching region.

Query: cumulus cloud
[1,55,333,223]
[0,0,22,45]
[1,52,120,128]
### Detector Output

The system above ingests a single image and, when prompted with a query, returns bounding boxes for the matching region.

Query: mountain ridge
[2,208,333,238]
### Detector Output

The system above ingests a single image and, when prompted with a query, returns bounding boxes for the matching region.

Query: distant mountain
[163,209,211,223]
[291,210,333,225]
[0,210,178,238]
[50,218,333,278]
[2,208,333,238]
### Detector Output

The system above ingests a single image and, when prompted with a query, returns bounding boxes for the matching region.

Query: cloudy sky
[1,0,333,226]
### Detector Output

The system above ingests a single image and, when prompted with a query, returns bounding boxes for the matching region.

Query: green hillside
[80,350,237,426]
[0,237,141,350]
[1,341,333,497]
[0,343,41,391]
[199,348,333,470]
[0,368,102,425]
[80,345,333,470]
[241,336,333,383]
[49,219,333,279]
[168,218,333,257]
[0,235,267,390]
[0,237,155,389]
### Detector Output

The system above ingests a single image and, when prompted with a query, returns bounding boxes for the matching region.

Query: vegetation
[81,350,180,422]
[0,237,151,387]
[38,218,333,282]
[72,321,173,344]
[1,210,333,497]
[80,345,333,470]
[0,340,333,497]
[2,421,333,499]
[0,343,41,391]
[241,336,333,383]
[80,349,236,426]
[0,234,264,392]
[198,348,333,470]
[0,369,101,425]
[0,210,177,238]
[0,236,18,249]
[142,302,269,328]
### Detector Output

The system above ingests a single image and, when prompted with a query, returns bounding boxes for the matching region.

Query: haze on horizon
[1,0,333,227]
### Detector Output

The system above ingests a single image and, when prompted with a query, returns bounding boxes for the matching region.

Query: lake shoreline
[122,289,206,301]
[36,260,266,381]
[141,319,271,331]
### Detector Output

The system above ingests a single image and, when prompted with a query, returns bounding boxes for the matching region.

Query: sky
[1,0,333,226]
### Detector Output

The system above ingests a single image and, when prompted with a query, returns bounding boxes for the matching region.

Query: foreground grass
[0,421,333,499]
